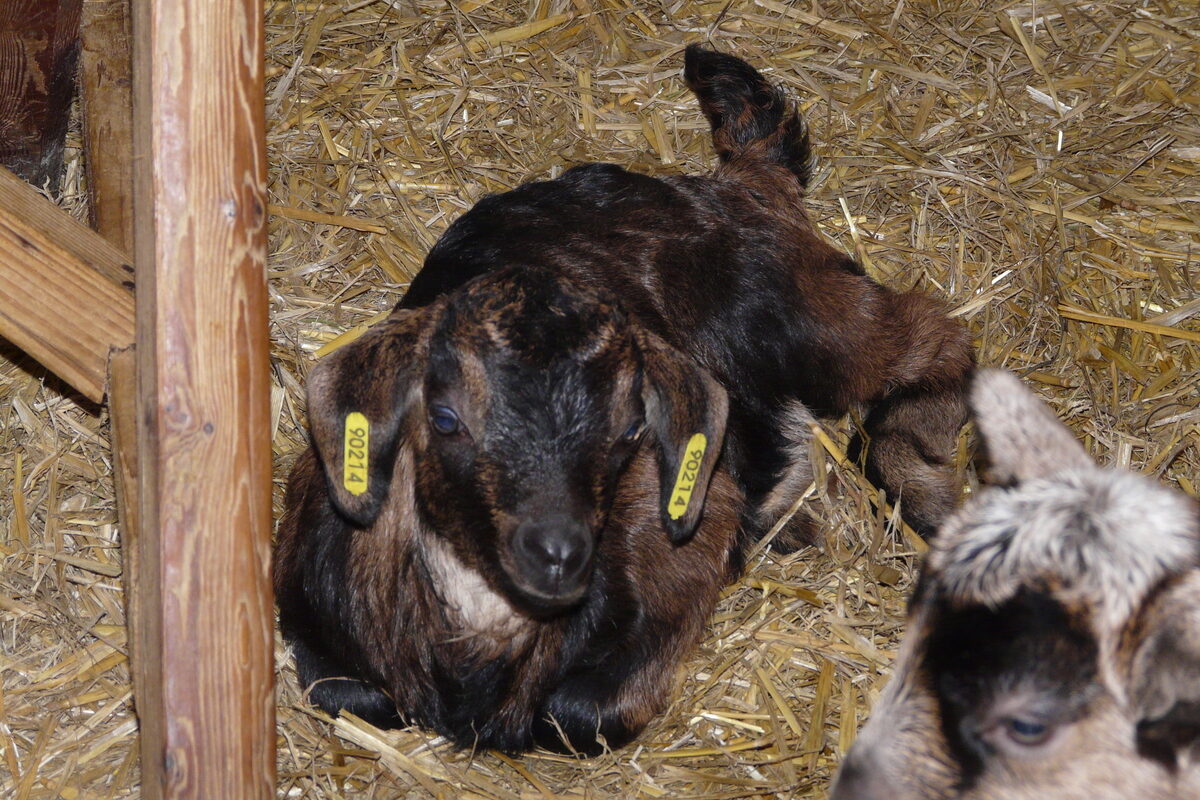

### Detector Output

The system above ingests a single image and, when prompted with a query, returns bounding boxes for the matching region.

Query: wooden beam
[80,0,134,253]
[107,346,141,680]
[82,12,147,800]
[132,0,275,795]
[0,166,134,402]
[0,0,84,186]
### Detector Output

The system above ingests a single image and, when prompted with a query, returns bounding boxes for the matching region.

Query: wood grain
[0,0,83,185]
[132,0,275,796]
[80,0,133,252]
[107,346,141,704]
[0,166,134,402]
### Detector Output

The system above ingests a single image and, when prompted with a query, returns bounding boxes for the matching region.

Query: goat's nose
[829,751,890,800]
[512,517,593,600]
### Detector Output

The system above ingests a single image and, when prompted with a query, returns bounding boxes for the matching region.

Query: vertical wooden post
[131,0,275,796]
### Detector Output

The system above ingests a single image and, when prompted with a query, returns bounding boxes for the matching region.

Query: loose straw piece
[1059,304,1200,344]
[11,452,30,548]
[270,204,388,234]
[313,310,393,358]
[459,13,572,54]
[753,0,866,39]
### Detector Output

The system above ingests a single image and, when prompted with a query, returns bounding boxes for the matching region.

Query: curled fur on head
[927,370,1199,630]
[931,466,1198,630]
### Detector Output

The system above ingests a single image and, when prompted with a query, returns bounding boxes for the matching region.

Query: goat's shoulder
[601,449,740,628]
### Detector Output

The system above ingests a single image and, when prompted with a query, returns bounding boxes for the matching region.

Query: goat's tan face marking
[443,345,491,444]
[342,412,370,496]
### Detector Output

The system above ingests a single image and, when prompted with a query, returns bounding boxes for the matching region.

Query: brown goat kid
[831,370,1200,800]
[275,46,974,754]
[277,270,740,754]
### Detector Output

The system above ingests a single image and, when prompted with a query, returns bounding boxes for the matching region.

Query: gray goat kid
[831,369,1200,800]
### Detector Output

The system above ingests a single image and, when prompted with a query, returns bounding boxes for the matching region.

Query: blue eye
[621,420,644,442]
[430,406,460,435]
[1004,717,1051,746]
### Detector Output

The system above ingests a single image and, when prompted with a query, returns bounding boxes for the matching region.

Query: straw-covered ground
[2,0,1199,797]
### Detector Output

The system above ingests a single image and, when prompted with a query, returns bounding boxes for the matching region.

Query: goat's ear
[307,308,428,527]
[970,369,1091,484]
[635,328,729,544]
[1130,571,1200,769]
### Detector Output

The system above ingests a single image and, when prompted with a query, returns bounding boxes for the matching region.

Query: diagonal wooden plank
[0,166,134,402]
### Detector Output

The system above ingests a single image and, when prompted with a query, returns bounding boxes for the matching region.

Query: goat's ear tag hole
[668,433,708,520]
[343,412,369,496]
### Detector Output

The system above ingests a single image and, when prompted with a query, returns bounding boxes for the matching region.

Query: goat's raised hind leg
[856,385,968,537]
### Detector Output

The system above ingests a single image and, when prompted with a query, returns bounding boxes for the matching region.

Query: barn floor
[1,1,1198,797]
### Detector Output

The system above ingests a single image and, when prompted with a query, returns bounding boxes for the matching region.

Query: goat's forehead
[489,357,626,413]
[927,467,1199,623]
[454,271,627,363]
[457,347,639,458]
[923,587,1100,708]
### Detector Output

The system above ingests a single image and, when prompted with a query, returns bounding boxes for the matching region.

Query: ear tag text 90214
[343,412,369,495]
[668,433,708,520]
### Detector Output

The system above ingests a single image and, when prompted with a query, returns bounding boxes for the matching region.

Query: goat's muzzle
[509,514,594,607]
[829,749,892,800]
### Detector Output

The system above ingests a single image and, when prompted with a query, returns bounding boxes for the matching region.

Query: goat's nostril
[517,525,588,571]
[513,518,593,596]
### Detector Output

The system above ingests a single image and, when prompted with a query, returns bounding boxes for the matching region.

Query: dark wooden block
[0,0,84,187]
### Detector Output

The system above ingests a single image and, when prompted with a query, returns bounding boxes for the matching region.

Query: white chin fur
[419,535,529,639]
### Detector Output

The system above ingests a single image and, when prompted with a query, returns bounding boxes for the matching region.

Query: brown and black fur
[403,45,973,541]
[276,448,740,754]
[277,268,740,754]
[276,46,974,755]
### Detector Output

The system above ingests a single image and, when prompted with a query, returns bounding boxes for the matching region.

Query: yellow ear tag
[343,412,369,496]
[668,433,708,520]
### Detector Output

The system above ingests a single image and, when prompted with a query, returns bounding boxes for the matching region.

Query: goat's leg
[754,400,821,551]
[290,633,404,729]
[855,292,974,537]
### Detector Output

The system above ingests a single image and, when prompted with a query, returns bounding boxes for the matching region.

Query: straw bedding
[2,0,1198,796]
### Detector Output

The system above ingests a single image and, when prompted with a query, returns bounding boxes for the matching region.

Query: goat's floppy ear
[1130,570,1200,769]
[970,369,1091,484]
[306,308,428,527]
[635,328,729,544]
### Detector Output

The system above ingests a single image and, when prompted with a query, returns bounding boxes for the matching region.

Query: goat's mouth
[508,569,592,610]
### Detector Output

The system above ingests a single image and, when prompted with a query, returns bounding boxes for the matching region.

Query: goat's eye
[621,420,645,443]
[429,406,461,435]
[1003,717,1051,746]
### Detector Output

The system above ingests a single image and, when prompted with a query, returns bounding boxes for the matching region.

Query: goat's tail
[683,45,811,188]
